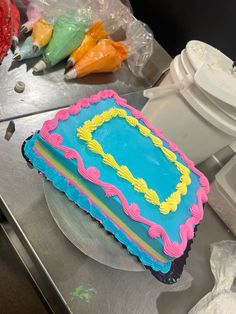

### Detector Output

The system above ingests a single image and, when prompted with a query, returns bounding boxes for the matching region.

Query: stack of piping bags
[65,38,128,80]
[33,12,90,73]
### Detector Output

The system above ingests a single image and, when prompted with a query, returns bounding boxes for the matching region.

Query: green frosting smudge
[69,283,97,303]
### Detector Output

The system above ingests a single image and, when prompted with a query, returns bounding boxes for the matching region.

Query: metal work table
[0,17,234,312]
[0,108,234,314]
[0,40,171,122]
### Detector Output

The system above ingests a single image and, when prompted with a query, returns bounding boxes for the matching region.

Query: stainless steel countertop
[0,110,189,314]
[0,109,234,314]
[0,18,234,312]
[0,41,171,122]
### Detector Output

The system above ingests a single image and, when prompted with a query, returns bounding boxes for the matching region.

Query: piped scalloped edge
[38,89,209,259]
[24,136,171,273]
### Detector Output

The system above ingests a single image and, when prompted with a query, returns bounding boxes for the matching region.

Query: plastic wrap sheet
[94,0,154,78]
[189,240,236,314]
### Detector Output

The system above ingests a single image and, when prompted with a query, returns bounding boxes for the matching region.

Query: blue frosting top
[48,97,201,243]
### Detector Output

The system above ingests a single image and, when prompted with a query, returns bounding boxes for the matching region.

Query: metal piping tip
[33,60,47,73]
[20,23,33,33]
[65,59,74,72]
[64,68,77,80]
[12,53,21,61]
[32,45,39,54]
[20,24,28,33]
[11,37,19,53]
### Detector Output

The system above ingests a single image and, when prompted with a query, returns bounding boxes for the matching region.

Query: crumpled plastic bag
[125,20,154,78]
[188,240,236,314]
[95,0,154,78]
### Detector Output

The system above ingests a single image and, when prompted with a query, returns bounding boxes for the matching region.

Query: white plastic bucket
[142,41,236,164]
[208,155,236,236]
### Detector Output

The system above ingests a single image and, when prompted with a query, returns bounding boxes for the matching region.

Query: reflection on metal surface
[0,41,171,122]
[43,179,144,272]
[4,120,15,141]
[197,145,235,182]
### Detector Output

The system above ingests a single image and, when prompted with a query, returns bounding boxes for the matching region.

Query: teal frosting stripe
[24,134,172,273]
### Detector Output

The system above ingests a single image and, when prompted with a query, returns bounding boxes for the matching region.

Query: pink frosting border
[40,89,209,258]
[34,147,167,263]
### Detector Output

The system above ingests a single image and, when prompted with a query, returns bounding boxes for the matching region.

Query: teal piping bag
[33,12,90,73]
[12,36,45,61]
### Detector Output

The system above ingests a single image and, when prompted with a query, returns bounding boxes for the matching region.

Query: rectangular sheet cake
[23,89,209,275]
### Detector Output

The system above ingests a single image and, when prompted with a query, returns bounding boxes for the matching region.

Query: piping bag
[21,1,42,33]
[32,18,53,52]
[10,0,20,52]
[65,20,108,70]
[65,38,128,80]
[12,35,45,61]
[0,0,12,63]
[33,11,90,73]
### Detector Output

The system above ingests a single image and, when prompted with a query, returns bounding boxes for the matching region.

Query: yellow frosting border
[77,108,191,214]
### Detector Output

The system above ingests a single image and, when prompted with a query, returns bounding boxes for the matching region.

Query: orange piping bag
[65,39,128,80]
[66,20,108,70]
[32,18,53,52]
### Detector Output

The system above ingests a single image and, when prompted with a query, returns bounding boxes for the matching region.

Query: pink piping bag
[21,1,42,33]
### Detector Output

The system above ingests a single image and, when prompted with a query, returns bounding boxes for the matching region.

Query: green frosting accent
[69,283,97,303]
[43,12,90,67]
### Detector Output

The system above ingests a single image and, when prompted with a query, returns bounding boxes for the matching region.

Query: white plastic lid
[186,40,232,72]
[186,41,236,108]
[194,63,236,108]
